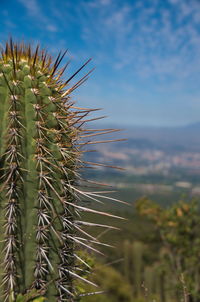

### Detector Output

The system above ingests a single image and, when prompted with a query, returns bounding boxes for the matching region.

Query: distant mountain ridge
[83,122,200,202]
[92,122,200,152]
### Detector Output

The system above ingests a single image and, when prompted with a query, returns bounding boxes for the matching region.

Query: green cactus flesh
[0,40,121,301]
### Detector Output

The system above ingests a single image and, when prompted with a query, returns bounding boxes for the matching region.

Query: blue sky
[1,0,200,127]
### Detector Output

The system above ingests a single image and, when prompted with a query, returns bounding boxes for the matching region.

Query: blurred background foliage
[77,198,200,302]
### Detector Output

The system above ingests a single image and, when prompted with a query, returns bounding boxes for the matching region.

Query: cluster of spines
[33,81,54,292]
[0,39,126,302]
[1,63,25,300]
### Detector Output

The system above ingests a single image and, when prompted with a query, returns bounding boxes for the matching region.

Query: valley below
[82,122,200,207]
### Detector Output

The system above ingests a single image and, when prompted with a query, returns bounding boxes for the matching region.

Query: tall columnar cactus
[0,40,123,302]
[123,240,131,282]
[132,241,145,297]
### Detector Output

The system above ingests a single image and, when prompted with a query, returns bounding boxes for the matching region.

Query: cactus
[123,240,131,282]
[132,241,145,297]
[0,39,124,301]
[123,240,146,298]
[144,265,155,295]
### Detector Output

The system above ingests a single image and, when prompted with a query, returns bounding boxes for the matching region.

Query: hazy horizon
[90,118,200,128]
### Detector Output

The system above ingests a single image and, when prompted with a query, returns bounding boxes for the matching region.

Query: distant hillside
[83,122,200,188]
[88,122,200,152]
[80,122,200,208]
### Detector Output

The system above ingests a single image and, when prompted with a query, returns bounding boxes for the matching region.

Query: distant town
[84,123,200,199]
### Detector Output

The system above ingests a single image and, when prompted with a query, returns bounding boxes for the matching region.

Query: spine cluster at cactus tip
[0,40,124,302]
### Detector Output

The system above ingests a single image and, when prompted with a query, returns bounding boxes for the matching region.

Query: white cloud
[74,0,200,83]
[15,0,200,92]
[99,0,112,5]
[18,0,58,33]
[18,0,40,16]
[87,0,112,7]
[46,24,58,32]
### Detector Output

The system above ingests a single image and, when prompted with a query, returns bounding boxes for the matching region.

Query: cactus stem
[0,40,123,301]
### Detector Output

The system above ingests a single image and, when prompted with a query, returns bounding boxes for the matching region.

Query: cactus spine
[0,40,121,301]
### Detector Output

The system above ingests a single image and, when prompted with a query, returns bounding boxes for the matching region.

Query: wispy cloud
[71,0,200,83]
[18,0,40,16]
[46,24,58,32]
[18,0,58,32]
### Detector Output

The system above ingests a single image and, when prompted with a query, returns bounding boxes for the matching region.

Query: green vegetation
[79,198,200,302]
[16,291,46,302]
[136,197,200,302]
